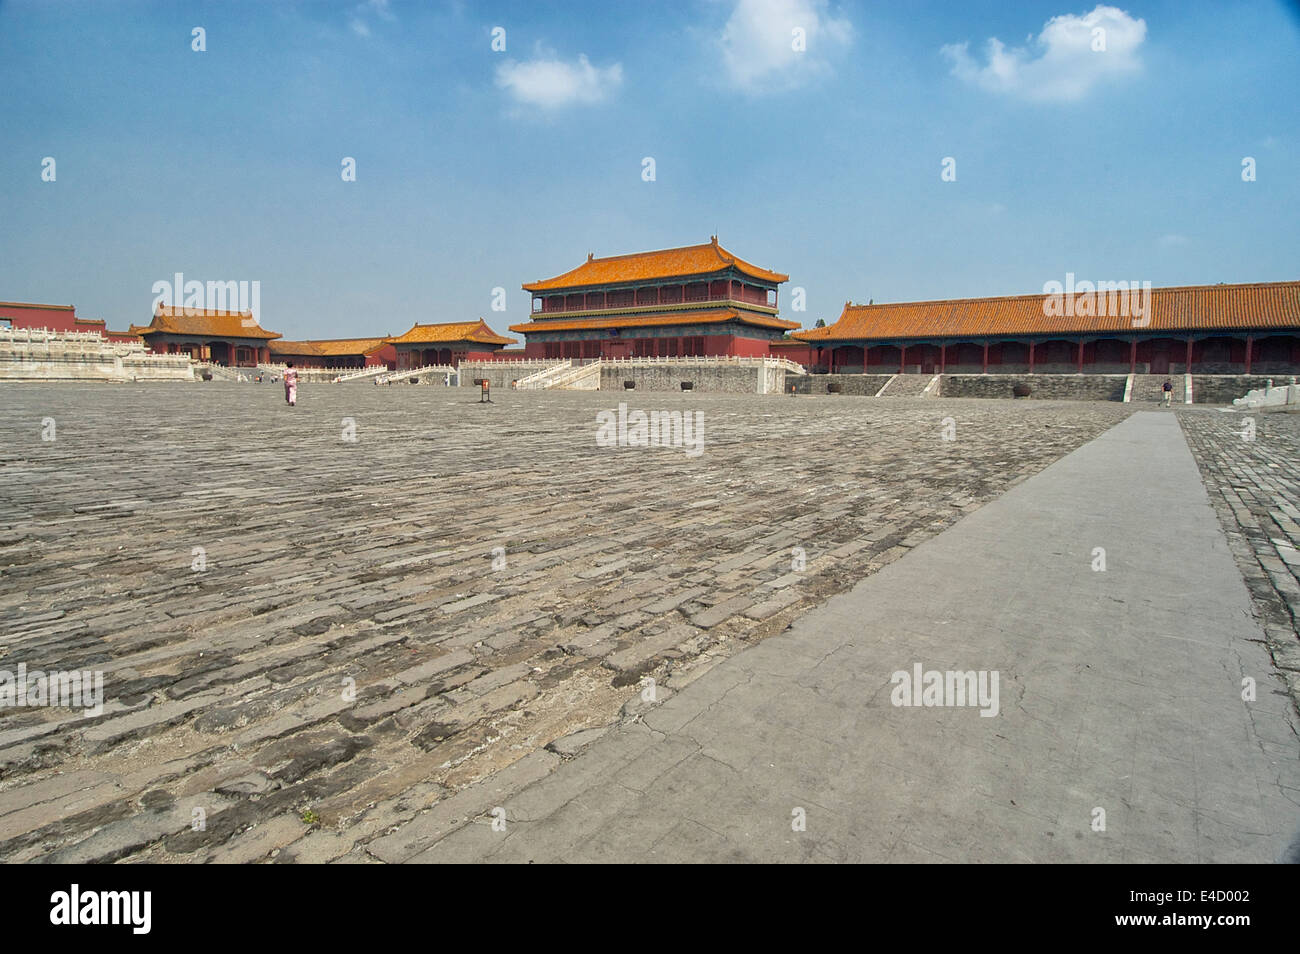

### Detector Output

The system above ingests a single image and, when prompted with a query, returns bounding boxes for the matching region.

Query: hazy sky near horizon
[2,0,1298,340]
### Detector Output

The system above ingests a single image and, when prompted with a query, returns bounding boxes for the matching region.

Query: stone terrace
[0,383,1132,862]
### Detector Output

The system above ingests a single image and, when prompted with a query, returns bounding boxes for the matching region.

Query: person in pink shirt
[284,362,299,406]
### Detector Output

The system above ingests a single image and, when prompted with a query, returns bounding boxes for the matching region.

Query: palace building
[793,281,1300,375]
[130,306,281,366]
[388,319,516,369]
[511,237,798,359]
[0,301,139,343]
[270,337,397,370]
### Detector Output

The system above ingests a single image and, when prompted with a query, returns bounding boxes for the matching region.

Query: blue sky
[2,0,1297,339]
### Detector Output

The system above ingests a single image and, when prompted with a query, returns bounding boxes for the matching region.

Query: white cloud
[942,5,1146,102]
[719,0,852,92]
[349,0,393,38]
[496,53,623,109]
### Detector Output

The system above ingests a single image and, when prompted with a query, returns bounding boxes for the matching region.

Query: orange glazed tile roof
[271,338,391,357]
[794,281,1300,343]
[510,307,799,334]
[139,306,281,340]
[522,237,789,292]
[388,319,516,346]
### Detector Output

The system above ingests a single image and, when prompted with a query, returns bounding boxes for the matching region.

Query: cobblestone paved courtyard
[0,383,1264,862]
[1181,408,1300,706]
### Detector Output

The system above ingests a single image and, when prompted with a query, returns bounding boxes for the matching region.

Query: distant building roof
[135,306,281,340]
[271,337,391,357]
[523,237,788,292]
[794,281,1300,343]
[0,301,75,311]
[389,319,516,346]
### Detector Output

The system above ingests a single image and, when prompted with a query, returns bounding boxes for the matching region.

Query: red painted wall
[0,303,80,332]
[721,334,769,357]
[769,341,812,364]
[365,343,398,367]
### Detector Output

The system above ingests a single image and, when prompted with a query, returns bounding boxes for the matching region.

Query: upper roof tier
[794,281,1300,342]
[523,237,789,292]
[132,306,281,340]
[388,319,516,346]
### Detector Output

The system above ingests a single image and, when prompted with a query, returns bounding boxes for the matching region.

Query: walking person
[1161,378,1174,407]
[284,362,299,407]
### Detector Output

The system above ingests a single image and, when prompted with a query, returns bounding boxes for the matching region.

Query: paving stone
[81,691,225,750]
[392,649,475,685]
[364,750,560,863]
[605,624,703,673]
[689,595,756,629]
[743,590,803,620]
[439,593,500,615]
[546,726,611,758]
[201,813,307,863]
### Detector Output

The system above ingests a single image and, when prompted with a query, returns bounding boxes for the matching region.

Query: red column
[864,345,870,370]
[829,347,835,373]
[1028,341,1035,373]
[1076,340,1085,373]
[1129,339,1137,374]
[982,342,989,373]
[899,344,906,374]
[939,343,946,373]
[1185,337,1193,374]
[1245,335,1254,374]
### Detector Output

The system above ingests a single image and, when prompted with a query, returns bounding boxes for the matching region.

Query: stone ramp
[787,374,894,395]
[877,373,936,397]
[403,411,1300,863]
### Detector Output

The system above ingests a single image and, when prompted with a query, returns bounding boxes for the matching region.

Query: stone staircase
[1127,373,1179,404]
[377,364,456,384]
[197,362,242,382]
[878,373,939,397]
[543,360,601,390]
[335,365,392,383]
[254,363,346,383]
[516,361,575,389]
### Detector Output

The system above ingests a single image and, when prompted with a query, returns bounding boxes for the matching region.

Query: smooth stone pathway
[412,412,1300,862]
